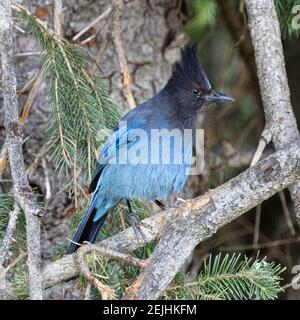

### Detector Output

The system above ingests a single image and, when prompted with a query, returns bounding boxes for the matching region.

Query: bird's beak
[205,90,235,103]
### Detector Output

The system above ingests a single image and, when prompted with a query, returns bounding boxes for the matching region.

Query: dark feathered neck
[154,88,199,129]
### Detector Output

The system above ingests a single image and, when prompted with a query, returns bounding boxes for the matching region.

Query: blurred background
[1,0,300,299]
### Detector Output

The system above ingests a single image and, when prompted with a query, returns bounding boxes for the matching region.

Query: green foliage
[79,251,140,300]
[167,253,285,300]
[186,0,217,39]
[10,260,29,300]
[53,198,156,299]
[19,8,119,205]
[54,199,153,257]
[0,193,27,253]
[0,193,28,299]
[275,0,300,38]
[0,193,14,239]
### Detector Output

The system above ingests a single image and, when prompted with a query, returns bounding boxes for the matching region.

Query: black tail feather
[66,209,108,254]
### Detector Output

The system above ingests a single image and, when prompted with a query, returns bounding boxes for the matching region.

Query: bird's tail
[66,207,108,254]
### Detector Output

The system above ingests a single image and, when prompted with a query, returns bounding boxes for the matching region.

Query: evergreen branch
[167,253,285,300]
[275,0,300,38]
[17,5,119,206]
[0,193,14,240]
[0,203,20,265]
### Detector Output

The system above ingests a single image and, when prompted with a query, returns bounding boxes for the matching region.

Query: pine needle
[274,0,299,38]
[19,8,119,206]
[167,253,285,300]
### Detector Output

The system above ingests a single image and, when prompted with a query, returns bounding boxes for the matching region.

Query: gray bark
[122,141,300,299]
[42,141,300,296]
[245,0,300,223]
[0,0,43,300]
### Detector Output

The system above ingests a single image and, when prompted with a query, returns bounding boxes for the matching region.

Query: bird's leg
[126,199,151,241]
[154,199,167,211]
[155,198,186,210]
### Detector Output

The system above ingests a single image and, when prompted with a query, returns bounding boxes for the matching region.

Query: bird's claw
[174,196,186,207]
[129,214,152,242]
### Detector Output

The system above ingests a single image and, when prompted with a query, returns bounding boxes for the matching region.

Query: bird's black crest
[168,42,211,92]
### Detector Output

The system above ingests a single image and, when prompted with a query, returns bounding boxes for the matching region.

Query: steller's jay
[67,43,234,254]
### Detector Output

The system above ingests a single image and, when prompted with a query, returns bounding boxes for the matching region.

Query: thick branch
[0,0,43,299]
[43,141,300,292]
[245,0,300,224]
[122,141,300,299]
[43,210,164,288]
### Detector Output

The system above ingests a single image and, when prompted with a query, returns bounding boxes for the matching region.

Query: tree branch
[112,0,136,109]
[245,0,300,225]
[42,141,300,295]
[122,141,300,299]
[75,244,147,299]
[0,0,43,300]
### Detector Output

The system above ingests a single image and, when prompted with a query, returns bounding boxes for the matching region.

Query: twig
[279,191,296,236]
[26,145,49,178]
[250,127,272,167]
[0,1,43,299]
[112,0,136,109]
[0,203,21,266]
[282,271,300,290]
[253,204,262,246]
[18,73,39,95]
[13,24,25,33]
[221,236,300,252]
[0,73,43,176]
[89,38,109,75]
[19,73,43,124]
[72,6,111,42]
[76,244,147,270]
[250,127,272,246]
[75,244,146,299]
[53,0,63,35]
[4,251,27,273]
[217,0,258,94]
[83,282,92,300]
[0,141,8,175]
[41,157,51,205]
[15,51,41,57]
[80,34,95,45]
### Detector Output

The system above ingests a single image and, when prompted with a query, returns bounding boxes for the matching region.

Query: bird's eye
[192,88,200,95]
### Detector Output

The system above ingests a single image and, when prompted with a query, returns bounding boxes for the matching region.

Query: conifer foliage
[20,6,119,205]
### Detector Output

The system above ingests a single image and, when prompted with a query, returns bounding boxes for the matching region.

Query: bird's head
[166,42,234,113]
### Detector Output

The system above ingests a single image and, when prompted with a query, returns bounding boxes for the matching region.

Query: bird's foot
[128,213,152,242]
[155,197,186,210]
[175,196,187,205]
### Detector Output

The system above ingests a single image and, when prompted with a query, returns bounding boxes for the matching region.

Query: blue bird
[67,43,234,254]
